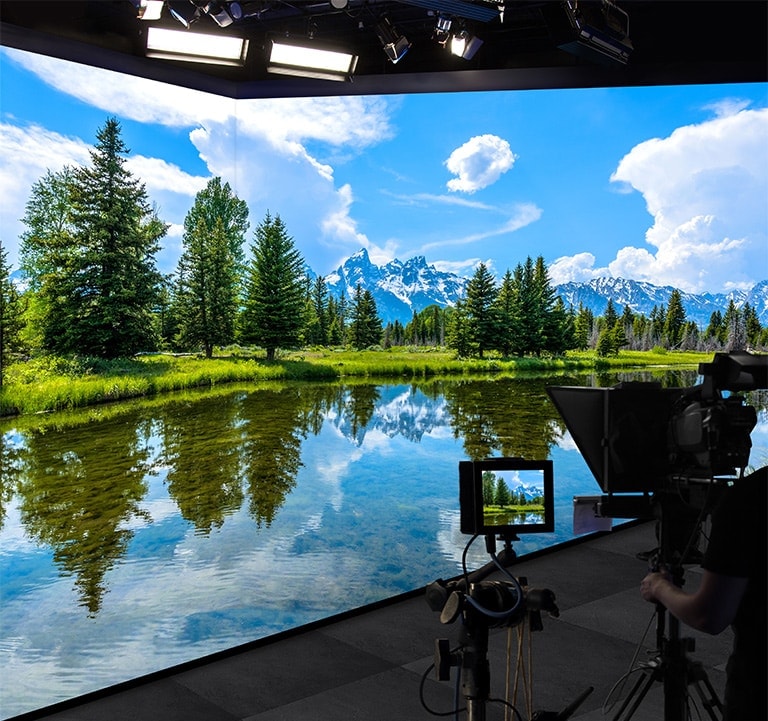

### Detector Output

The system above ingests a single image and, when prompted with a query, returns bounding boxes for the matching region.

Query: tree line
[1,117,765,386]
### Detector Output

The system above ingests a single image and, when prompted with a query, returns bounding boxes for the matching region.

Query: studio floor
[11,521,733,721]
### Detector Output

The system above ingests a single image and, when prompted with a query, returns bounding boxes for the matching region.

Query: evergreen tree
[722,299,746,351]
[65,118,166,357]
[663,289,687,348]
[704,310,724,345]
[19,166,78,354]
[174,178,248,357]
[464,263,498,358]
[603,299,619,331]
[510,258,538,355]
[573,303,593,350]
[494,476,511,506]
[241,212,306,361]
[348,284,382,349]
[0,243,24,388]
[533,255,562,355]
[742,302,762,348]
[446,300,472,358]
[493,269,518,356]
[306,275,330,346]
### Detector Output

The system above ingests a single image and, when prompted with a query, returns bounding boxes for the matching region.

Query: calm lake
[1,369,766,718]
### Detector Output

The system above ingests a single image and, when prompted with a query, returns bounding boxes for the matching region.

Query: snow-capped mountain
[555,277,768,327]
[317,248,768,327]
[324,248,467,324]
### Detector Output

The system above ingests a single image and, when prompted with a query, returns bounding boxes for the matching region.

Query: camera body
[547,351,766,494]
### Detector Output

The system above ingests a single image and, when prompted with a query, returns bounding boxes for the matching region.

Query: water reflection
[1,371,766,718]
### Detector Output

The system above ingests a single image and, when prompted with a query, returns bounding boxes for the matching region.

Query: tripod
[611,602,723,721]
[612,490,724,721]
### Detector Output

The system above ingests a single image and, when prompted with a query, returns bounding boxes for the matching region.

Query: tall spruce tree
[465,262,498,358]
[663,289,687,349]
[19,167,77,354]
[27,119,166,357]
[174,178,248,357]
[348,284,382,349]
[0,243,24,388]
[240,212,306,361]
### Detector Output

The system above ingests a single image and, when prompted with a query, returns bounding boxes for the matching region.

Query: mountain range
[320,248,768,327]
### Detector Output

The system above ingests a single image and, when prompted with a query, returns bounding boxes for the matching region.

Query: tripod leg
[689,663,724,721]
[611,667,659,721]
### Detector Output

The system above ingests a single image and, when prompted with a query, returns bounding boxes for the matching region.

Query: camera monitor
[459,458,554,536]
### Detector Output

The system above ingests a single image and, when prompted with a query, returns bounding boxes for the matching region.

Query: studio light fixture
[205,1,242,28]
[136,0,165,20]
[433,15,452,46]
[557,0,633,65]
[146,26,249,65]
[450,29,483,60]
[267,38,358,81]
[374,16,411,64]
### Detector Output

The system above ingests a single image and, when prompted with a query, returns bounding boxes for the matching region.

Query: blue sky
[1,46,766,293]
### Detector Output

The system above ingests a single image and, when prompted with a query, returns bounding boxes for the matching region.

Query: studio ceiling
[1,1,766,98]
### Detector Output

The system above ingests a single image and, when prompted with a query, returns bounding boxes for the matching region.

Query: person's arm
[640,569,748,635]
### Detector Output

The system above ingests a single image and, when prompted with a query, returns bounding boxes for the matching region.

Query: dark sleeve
[703,466,767,578]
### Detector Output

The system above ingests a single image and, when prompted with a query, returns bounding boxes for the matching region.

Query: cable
[418,659,466,718]
[602,606,657,714]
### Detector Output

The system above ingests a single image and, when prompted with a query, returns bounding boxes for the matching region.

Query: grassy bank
[0,347,711,418]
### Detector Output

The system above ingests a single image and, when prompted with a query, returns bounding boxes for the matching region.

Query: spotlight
[136,0,164,20]
[450,29,483,60]
[168,1,200,28]
[433,15,452,46]
[554,0,633,65]
[204,1,238,28]
[374,16,411,64]
[267,38,358,81]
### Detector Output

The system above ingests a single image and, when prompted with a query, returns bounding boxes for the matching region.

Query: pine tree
[0,243,25,388]
[464,263,499,358]
[306,275,330,346]
[663,289,687,349]
[493,269,518,356]
[348,284,382,349]
[64,118,166,357]
[19,166,78,354]
[240,212,306,361]
[174,177,248,356]
[446,300,472,358]
[573,303,593,350]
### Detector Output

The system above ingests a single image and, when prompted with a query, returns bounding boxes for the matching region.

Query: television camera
[546,350,766,721]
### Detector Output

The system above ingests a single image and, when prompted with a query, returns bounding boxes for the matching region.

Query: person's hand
[640,569,672,603]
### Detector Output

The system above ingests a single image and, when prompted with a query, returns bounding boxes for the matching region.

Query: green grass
[0,347,712,418]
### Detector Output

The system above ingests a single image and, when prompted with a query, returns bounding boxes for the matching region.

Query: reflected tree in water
[15,418,152,615]
[158,396,245,534]
[445,377,571,460]
[239,387,307,527]
[0,431,24,531]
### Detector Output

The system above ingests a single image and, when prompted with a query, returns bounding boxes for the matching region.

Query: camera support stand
[429,534,589,721]
[611,603,723,721]
[612,492,723,721]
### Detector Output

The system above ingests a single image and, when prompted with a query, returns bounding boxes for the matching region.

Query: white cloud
[606,105,768,292]
[418,202,542,253]
[125,156,209,197]
[432,258,490,276]
[551,105,768,292]
[445,134,517,193]
[1,48,394,275]
[0,122,92,263]
[549,252,609,285]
